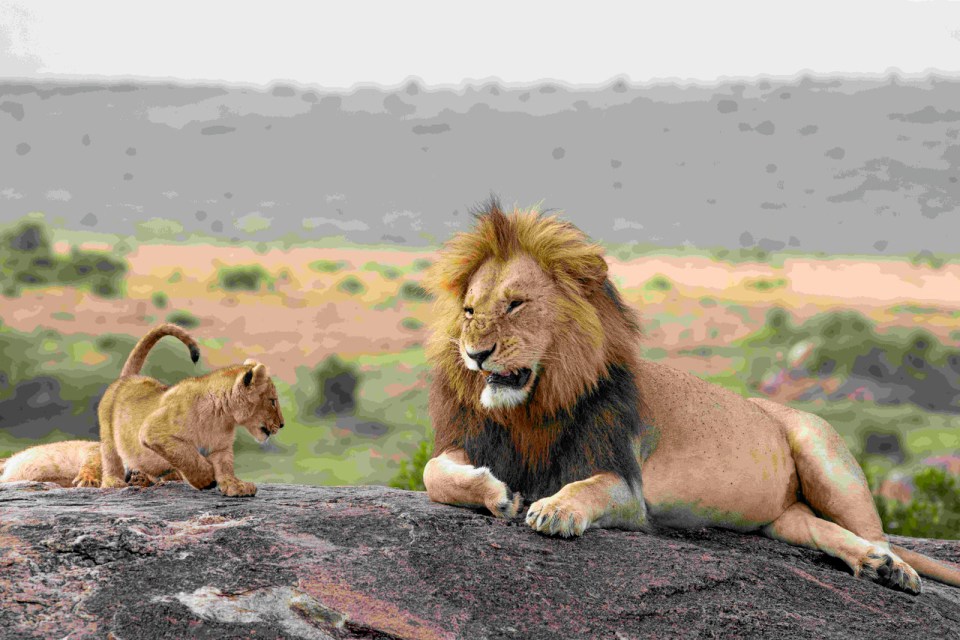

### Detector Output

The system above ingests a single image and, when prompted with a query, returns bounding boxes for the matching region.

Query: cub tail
[120,323,201,377]
[891,544,960,588]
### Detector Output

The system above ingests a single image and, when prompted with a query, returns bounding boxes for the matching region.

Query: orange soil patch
[4,246,958,384]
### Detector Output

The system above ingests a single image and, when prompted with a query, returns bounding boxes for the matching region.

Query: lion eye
[464,306,474,318]
[507,300,524,312]
[270,399,276,407]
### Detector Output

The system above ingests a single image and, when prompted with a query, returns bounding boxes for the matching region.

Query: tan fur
[423,202,960,595]
[99,327,284,497]
[0,440,102,487]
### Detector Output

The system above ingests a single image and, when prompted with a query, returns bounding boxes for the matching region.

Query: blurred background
[0,1,957,538]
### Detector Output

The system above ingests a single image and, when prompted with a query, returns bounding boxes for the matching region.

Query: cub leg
[207,448,256,497]
[139,417,216,490]
[100,440,127,489]
[423,448,523,518]
[526,472,648,537]
[763,502,921,594]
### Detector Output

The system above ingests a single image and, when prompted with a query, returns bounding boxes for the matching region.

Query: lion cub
[0,440,102,487]
[98,323,285,497]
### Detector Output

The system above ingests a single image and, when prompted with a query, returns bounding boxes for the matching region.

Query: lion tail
[891,544,960,588]
[120,323,200,377]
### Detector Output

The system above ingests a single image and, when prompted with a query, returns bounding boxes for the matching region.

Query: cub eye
[270,399,276,407]
[464,306,474,318]
[507,300,524,312]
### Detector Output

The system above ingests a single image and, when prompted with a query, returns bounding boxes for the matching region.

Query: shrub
[399,281,433,302]
[152,292,169,309]
[217,265,272,291]
[861,459,960,540]
[401,317,424,331]
[644,275,672,291]
[337,276,365,295]
[390,439,432,491]
[0,220,127,298]
[309,259,347,273]
[166,310,200,329]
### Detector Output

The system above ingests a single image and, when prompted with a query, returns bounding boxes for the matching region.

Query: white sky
[2,0,960,88]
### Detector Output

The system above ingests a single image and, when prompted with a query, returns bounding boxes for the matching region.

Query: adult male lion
[422,200,960,594]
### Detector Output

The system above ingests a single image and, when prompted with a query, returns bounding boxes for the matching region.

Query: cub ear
[243,363,268,387]
[243,358,258,366]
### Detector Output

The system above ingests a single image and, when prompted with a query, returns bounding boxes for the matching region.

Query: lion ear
[243,358,258,366]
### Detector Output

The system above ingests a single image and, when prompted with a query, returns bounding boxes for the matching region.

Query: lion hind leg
[764,502,921,594]
[749,398,885,542]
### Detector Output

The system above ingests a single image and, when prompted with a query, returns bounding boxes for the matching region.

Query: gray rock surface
[1,482,959,639]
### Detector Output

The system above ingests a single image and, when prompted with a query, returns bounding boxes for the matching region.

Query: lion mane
[423,199,651,501]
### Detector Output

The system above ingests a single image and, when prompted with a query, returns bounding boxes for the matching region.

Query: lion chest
[462,364,646,501]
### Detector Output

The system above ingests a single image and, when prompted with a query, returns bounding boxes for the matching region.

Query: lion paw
[485,485,523,519]
[526,495,590,538]
[858,546,922,595]
[218,477,257,498]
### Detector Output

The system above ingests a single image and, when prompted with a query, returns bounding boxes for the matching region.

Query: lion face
[460,254,560,409]
[232,361,285,443]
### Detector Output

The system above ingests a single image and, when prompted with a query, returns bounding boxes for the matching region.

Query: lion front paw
[485,485,523,519]
[218,477,257,498]
[526,494,591,538]
[858,546,922,595]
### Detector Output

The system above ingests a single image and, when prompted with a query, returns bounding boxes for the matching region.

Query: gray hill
[1,76,959,253]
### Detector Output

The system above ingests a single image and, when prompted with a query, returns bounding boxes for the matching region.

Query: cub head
[231,359,285,443]
[425,199,640,417]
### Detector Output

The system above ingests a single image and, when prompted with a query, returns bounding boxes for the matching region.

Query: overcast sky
[2,0,960,88]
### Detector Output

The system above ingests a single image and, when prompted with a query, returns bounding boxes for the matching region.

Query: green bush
[337,276,366,295]
[309,259,347,273]
[861,460,960,540]
[399,281,434,302]
[152,291,169,309]
[401,317,424,331]
[166,310,200,329]
[390,439,432,491]
[363,262,401,280]
[411,258,432,272]
[0,220,127,298]
[217,265,273,291]
[644,275,672,291]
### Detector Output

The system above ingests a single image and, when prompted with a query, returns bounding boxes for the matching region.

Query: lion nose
[467,345,496,367]
[279,422,285,429]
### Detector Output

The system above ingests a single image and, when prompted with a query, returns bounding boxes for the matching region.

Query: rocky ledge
[1,483,959,639]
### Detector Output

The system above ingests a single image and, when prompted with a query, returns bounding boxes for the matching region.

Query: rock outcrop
[1,483,959,639]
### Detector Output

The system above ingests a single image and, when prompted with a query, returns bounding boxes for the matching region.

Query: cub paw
[218,478,257,497]
[526,494,590,538]
[124,469,154,488]
[101,476,127,489]
[185,466,217,491]
[859,546,922,595]
[72,471,101,488]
